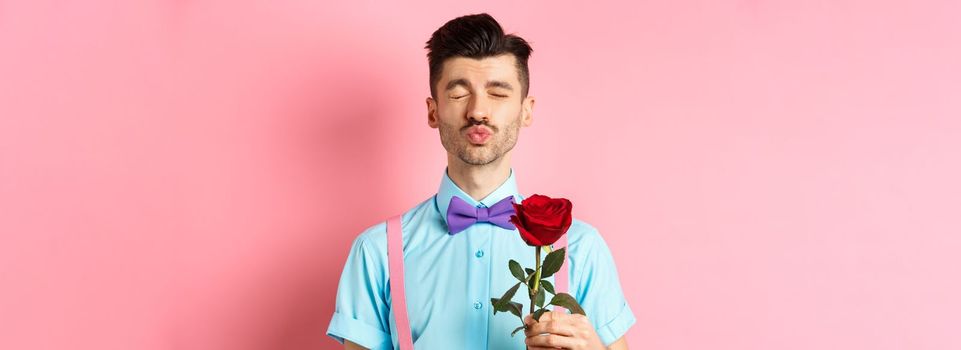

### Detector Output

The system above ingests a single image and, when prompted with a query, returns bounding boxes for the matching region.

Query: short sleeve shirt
[326,167,635,349]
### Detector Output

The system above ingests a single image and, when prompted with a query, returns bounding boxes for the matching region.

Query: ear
[521,95,535,127]
[426,96,439,128]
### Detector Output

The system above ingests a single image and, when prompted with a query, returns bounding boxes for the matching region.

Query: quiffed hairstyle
[425,13,533,99]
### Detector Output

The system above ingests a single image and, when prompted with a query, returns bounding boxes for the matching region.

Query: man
[326,13,634,349]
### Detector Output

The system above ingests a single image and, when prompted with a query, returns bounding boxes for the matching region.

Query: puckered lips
[466,126,492,145]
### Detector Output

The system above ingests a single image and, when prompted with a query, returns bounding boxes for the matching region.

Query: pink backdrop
[2,1,960,349]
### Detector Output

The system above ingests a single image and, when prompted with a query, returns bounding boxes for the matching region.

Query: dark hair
[425,13,533,98]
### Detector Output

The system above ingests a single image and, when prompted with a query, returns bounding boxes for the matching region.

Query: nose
[466,93,491,124]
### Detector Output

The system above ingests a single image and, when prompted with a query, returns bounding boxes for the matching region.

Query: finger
[535,310,565,322]
[524,311,560,337]
[525,311,555,329]
[539,310,577,323]
[537,311,554,321]
[545,310,591,328]
[524,319,577,338]
[565,312,590,326]
[525,332,577,349]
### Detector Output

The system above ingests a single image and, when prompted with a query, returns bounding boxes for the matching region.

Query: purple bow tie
[446,195,517,235]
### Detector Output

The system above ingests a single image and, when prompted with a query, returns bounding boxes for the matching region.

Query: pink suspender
[387,215,414,350]
[386,214,571,350]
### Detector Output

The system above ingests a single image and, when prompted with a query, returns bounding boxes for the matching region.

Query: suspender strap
[387,215,414,350]
[553,234,570,314]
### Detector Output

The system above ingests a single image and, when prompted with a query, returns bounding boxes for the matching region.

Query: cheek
[437,102,466,120]
[493,103,523,119]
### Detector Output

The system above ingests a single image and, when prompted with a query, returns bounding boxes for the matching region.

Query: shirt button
[475,250,484,258]
[473,301,483,310]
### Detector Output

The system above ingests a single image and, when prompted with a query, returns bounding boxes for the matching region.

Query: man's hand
[523,311,607,350]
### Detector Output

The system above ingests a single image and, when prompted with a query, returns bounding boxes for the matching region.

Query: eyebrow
[445,79,515,91]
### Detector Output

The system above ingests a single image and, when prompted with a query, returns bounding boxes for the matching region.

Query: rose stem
[530,246,542,317]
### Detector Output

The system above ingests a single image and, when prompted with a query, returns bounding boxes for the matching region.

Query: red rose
[509,194,573,246]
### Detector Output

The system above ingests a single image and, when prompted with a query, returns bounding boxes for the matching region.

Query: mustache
[463,118,495,131]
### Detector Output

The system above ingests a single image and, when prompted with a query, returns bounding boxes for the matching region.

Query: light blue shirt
[326,167,635,349]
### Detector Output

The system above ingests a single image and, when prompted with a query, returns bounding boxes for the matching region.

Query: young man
[326,13,634,350]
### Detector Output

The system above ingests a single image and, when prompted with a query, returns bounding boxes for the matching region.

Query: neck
[446,153,512,202]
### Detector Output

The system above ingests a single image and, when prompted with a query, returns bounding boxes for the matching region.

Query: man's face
[427,54,534,166]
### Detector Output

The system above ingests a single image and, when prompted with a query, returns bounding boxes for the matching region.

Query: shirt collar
[435,166,525,230]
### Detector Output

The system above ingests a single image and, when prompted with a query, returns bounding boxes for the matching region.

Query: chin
[460,152,500,166]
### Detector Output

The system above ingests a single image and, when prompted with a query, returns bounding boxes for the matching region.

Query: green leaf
[533,307,548,322]
[490,298,505,315]
[511,325,526,337]
[525,268,535,277]
[534,285,545,308]
[492,282,522,313]
[507,301,524,319]
[509,260,526,282]
[548,292,585,315]
[540,247,566,278]
[540,280,555,295]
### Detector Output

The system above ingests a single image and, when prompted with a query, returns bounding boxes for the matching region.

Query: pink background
[2,1,960,349]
